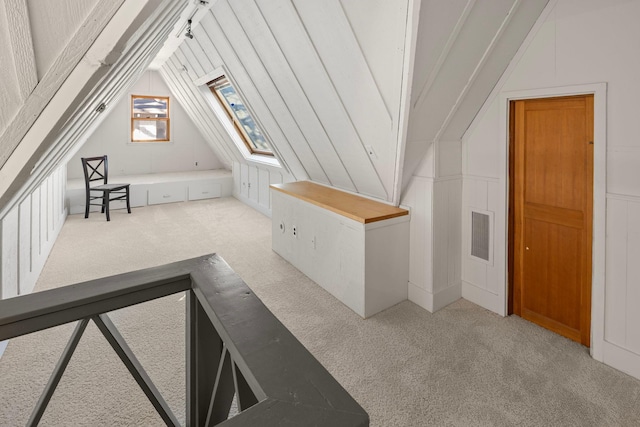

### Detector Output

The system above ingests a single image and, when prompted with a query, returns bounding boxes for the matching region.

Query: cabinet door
[148,183,186,205]
[188,180,221,201]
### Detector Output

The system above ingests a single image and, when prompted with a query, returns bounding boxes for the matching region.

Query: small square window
[131,95,170,142]
[208,76,272,156]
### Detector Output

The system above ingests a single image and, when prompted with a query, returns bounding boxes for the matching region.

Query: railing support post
[27,318,89,427]
[187,290,223,426]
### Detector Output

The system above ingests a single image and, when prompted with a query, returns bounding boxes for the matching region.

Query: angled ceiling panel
[402,0,549,188]
[0,0,186,213]
[228,0,357,192]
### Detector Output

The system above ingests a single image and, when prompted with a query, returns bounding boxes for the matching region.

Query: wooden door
[511,95,593,346]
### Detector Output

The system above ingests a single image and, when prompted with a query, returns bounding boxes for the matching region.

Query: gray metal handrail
[0,254,369,427]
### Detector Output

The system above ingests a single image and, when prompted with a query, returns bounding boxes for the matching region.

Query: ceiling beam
[0,0,157,210]
[3,0,37,101]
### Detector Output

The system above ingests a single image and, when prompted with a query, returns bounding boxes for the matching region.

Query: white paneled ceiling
[159,0,549,204]
[403,0,549,188]
[0,0,186,213]
[159,0,410,202]
[0,0,551,210]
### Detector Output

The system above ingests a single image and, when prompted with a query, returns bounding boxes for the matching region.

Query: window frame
[207,76,273,157]
[130,94,171,143]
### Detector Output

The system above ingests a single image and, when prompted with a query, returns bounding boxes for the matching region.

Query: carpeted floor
[1,197,640,426]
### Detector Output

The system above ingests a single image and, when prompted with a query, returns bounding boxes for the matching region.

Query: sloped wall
[462,0,640,379]
[1,166,66,300]
[402,0,549,189]
[160,0,412,203]
[0,0,186,307]
[67,71,223,179]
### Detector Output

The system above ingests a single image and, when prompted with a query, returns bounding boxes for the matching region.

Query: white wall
[159,0,412,203]
[67,71,224,180]
[1,166,67,300]
[401,140,462,312]
[462,0,640,379]
[233,161,294,217]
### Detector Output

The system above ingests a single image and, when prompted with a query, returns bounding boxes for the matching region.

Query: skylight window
[131,95,170,142]
[208,76,272,156]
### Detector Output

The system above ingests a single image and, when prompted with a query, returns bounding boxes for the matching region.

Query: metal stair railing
[0,254,369,427]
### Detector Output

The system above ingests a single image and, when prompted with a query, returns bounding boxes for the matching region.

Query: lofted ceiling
[158,0,549,204]
[403,0,549,188]
[0,0,550,212]
[159,0,410,202]
[0,0,186,214]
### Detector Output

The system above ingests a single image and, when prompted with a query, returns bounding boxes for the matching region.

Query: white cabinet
[148,182,186,205]
[271,182,410,318]
[188,180,222,201]
[66,170,233,215]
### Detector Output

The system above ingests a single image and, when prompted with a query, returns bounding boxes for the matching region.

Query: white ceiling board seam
[163,56,238,166]
[291,0,392,198]
[226,0,337,188]
[179,42,206,80]
[205,8,310,181]
[255,0,386,199]
[159,65,234,168]
[413,0,476,112]
[167,34,252,165]
[336,0,392,121]
[461,0,556,143]
[187,32,215,75]
[393,0,421,206]
[209,5,317,181]
[247,0,357,193]
[433,0,522,145]
[288,0,389,200]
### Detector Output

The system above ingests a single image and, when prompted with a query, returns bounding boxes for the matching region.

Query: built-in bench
[67,169,233,215]
[270,181,410,318]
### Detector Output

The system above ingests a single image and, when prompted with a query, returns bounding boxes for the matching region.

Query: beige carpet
[1,197,640,426]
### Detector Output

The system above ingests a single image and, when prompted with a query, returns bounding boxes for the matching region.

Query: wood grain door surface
[512,95,594,346]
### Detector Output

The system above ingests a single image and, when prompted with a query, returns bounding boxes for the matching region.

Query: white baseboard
[0,340,7,360]
[462,281,502,315]
[408,281,461,313]
[603,341,640,381]
[233,192,272,218]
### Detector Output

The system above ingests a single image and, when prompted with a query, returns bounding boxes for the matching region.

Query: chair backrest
[81,156,109,189]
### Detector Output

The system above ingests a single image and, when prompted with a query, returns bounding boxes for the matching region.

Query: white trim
[408,281,461,313]
[463,174,500,183]
[233,192,272,218]
[195,68,283,170]
[462,0,559,140]
[392,0,421,206]
[462,281,501,313]
[0,340,7,360]
[606,193,640,203]
[603,341,640,380]
[498,83,607,361]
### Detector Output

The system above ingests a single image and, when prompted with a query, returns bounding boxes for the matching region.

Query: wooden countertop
[270,181,408,224]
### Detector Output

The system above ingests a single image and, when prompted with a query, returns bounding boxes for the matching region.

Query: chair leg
[101,194,106,214]
[126,187,131,214]
[84,191,90,219]
[105,191,110,221]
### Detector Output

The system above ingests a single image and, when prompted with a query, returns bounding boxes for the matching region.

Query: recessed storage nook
[67,170,232,215]
[271,181,410,318]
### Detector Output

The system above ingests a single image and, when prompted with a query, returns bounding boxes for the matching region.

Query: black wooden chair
[81,155,131,221]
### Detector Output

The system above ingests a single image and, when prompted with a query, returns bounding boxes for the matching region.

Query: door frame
[498,83,607,360]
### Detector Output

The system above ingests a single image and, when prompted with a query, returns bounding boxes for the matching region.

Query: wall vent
[471,211,491,262]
